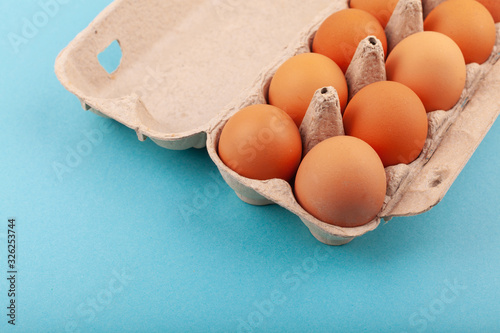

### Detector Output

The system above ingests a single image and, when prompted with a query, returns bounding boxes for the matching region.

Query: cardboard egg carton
[55,0,500,245]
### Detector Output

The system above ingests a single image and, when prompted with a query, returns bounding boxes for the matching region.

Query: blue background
[1,1,499,332]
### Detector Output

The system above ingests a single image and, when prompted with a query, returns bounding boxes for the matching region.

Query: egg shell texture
[424,0,496,64]
[218,104,302,181]
[295,136,387,228]
[268,53,348,127]
[386,31,467,112]
[474,0,500,23]
[312,8,388,73]
[349,0,399,28]
[343,81,428,167]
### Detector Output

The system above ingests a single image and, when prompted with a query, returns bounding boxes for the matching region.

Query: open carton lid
[55,0,338,148]
[55,0,500,245]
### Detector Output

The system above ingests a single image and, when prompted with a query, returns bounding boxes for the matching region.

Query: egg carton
[55,0,500,245]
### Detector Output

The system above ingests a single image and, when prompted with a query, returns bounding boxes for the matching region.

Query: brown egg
[268,53,348,127]
[424,0,496,64]
[386,31,466,112]
[343,81,428,167]
[294,136,386,228]
[312,8,388,73]
[476,0,500,22]
[350,0,399,28]
[218,104,302,181]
